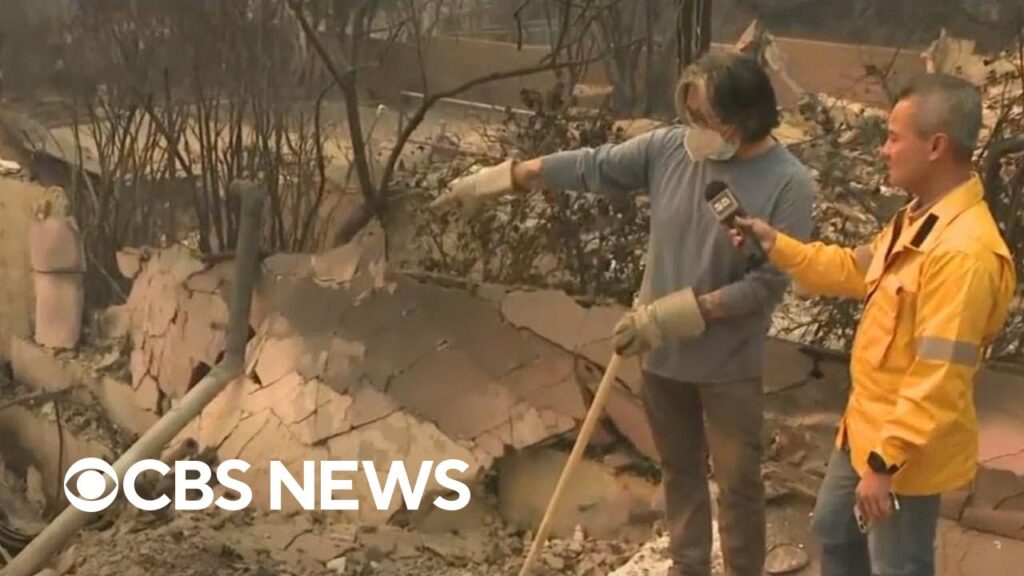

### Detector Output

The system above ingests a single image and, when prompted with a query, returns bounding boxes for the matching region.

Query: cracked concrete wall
[116,236,658,526]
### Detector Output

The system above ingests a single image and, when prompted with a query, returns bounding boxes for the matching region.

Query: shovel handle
[517,353,624,576]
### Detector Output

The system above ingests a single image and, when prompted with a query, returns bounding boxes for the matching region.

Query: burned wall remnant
[112,235,660,533]
[0,180,70,360]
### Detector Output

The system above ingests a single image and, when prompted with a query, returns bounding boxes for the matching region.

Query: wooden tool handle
[517,353,624,576]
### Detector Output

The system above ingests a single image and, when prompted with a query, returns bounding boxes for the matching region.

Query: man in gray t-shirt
[433,52,814,576]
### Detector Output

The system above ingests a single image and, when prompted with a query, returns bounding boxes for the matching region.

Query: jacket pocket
[857,274,903,368]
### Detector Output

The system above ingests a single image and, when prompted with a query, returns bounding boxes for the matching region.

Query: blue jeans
[811,448,941,576]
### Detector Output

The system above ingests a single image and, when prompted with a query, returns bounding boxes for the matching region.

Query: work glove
[613,287,706,357]
[429,158,516,218]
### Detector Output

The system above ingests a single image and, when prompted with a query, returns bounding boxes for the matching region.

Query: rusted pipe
[1,180,265,576]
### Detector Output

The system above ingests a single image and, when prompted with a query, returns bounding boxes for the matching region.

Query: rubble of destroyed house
[0,7,1022,575]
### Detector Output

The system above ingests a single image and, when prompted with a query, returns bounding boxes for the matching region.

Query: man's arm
[695,173,815,321]
[873,248,1011,471]
[761,228,881,302]
[513,129,662,196]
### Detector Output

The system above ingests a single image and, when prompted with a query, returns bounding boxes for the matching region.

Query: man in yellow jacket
[737,73,1017,575]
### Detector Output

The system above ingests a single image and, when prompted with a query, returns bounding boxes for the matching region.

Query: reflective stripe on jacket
[770,174,1017,495]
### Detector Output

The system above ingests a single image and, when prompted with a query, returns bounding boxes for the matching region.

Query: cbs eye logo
[64,458,119,512]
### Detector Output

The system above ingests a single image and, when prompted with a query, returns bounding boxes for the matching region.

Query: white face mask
[684,125,739,162]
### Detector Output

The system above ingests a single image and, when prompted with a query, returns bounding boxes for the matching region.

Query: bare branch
[287,0,379,210]
[377,50,610,199]
[408,0,431,95]
[289,0,354,83]
[333,49,610,247]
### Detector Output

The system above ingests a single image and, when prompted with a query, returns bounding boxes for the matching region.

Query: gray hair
[896,73,982,163]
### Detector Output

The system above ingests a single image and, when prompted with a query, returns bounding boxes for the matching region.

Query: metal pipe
[398,90,534,118]
[2,180,265,576]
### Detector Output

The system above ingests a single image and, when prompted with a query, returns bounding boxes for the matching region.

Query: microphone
[703,180,768,271]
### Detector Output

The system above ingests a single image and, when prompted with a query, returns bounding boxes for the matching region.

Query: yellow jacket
[770,174,1017,495]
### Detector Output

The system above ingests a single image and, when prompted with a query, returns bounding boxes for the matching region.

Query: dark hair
[895,73,982,163]
[676,51,780,143]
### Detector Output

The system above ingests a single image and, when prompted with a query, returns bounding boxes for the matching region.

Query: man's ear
[929,133,951,161]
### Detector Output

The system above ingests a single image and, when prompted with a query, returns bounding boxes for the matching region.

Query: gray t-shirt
[540,125,814,384]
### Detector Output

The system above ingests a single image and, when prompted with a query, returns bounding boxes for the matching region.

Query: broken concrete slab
[346,382,399,428]
[116,249,144,279]
[253,334,306,387]
[497,335,579,408]
[10,336,76,392]
[108,245,676,531]
[197,377,252,450]
[236,424,332,515]
[497,447,657,541]
[936,518,1024,575]
[154,320,197,398]
[960,508,1024,540]
[258,375,324,426]
[98,376,159,436]
[401,279,536,380]
[312,243,361,287]
[574,359,658,461]
[322,336,366,395]
[501,290,588,352]
[134,373,161,413]
[340,281,445,388]
[969,467,1024,511]
[305,382,355,444]
[180,292,229,354]
[387,346,522,440]
[263,274,358,335]
[326,411,479,523]
[143,277,179,338]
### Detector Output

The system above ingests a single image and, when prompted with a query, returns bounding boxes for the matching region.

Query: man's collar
[923,172,984,220]
[904,173,985,251]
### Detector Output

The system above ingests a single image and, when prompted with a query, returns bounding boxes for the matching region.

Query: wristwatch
[867,451,899,475]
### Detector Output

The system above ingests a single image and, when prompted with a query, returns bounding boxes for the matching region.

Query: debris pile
[50,506,650,576]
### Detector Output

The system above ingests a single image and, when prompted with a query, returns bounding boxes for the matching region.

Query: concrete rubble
[5,232,661,536]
